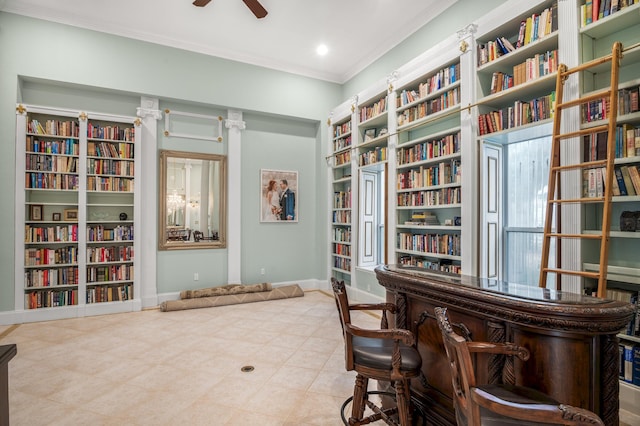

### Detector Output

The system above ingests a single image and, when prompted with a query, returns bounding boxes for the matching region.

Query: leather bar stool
[332,278,422,425]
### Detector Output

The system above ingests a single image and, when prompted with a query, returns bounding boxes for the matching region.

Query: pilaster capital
[225,110,246,131]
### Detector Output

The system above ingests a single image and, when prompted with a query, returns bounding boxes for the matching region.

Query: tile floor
[1,290,638,426]
[0,290,381,425]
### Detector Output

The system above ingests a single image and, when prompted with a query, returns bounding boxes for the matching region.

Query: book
[628,165,640,194]
[585,0,593,24]
[516,20,527,48]
[623,343,634,383]
[634,346,640,386]
[615,167,629,195]
[620,166,637,195]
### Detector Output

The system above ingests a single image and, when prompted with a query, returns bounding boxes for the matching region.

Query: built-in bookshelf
[394,56,464,274]
[476,0,558,139]
[330,111,354,284]
[578,0,640,401]
[15,105,141,320]
[357,93,389,168]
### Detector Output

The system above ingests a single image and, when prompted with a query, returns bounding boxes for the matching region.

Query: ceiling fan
[192,0,268,19]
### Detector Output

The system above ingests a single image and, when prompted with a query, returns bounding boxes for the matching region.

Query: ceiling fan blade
[192,0,212,7]
[242,0,268,19]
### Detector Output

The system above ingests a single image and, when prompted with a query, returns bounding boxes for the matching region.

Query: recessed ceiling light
[316,44,329,56]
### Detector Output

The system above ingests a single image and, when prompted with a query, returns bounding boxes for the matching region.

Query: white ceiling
[0,0,457,83]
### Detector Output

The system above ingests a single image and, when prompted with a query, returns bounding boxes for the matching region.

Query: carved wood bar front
[375,265,635,426]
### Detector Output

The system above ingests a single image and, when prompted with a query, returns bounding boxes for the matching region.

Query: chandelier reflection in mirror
[167,190,186,226]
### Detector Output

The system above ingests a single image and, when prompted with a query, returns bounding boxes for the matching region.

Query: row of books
[581,85,640,123]
[404,211,440,226]
[26,172,79,190]
[334,150,351,166]
[620,343,640,385]
[87,158,134,177]
[24,246,77,267]
[489,49,558,95]
[86,264,134,283]
[477,4,558,66]
[581,166,640,198]
[26,137,79,155]
[332,243,351,257]
[86,284,133,304]
[25,288,77,309]
[397,132,460,166]
[87,123,135,142]
[396,63,461,108]
[332,210,351,224]
[397,187,461,207]
[478,92,555,135]
[334,121,351,138]
[26,154,78,174]
[397,232,461,256]
[397,87,460,127]
[25,224,78,243]
[333,227,351,243]
[87,141,135,159]
[333,257,351,272]
[86,245,134,263]
[581,0,639,27]
[333,190,351,209]
[397,255,462,274]
[333,135,351,152]
[397,160,462,190]
[360,97,387,123]
[87,176,134,192]
[87,225,134,242]
[28,119,79,138]
[583,126,640,161]
[25,266,78,288]
[619,85,640,116]
[359,147,387,166]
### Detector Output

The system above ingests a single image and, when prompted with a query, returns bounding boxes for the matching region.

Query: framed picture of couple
[260,169,298,223]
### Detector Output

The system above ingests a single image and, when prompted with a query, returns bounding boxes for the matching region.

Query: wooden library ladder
[539,41,622,298]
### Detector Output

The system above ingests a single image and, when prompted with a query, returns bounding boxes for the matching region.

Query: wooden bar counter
[375,265,635,426]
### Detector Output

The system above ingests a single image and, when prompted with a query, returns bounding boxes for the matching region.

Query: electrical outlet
[260,268,265,275]
[367,284,371,292]
[194,272,199,281]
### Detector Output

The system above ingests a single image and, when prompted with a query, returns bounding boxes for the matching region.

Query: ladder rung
[549,197,605,204]
[554,125,610,141]
[543,268,601,279]
[560,51,617,76]
[556,89,611,110]
[544,233,602,240]
[552,160,608,172]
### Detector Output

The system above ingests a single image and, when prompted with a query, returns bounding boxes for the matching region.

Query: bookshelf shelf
[397,81,461,114]
[15,105,140,316]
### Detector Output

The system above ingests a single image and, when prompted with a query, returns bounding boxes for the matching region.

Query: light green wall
[0,12,340,311]
[241,113,320,284]
[342,0,508,97]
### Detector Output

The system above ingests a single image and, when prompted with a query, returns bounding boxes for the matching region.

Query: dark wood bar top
[375,265,635,426]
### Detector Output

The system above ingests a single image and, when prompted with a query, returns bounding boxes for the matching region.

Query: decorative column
[558,1,582,294]
[457,23,478,276]
[225,110,246,283]
[136,97,163,308]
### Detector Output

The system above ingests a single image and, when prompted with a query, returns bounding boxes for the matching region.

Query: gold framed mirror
[159,150,227,250]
